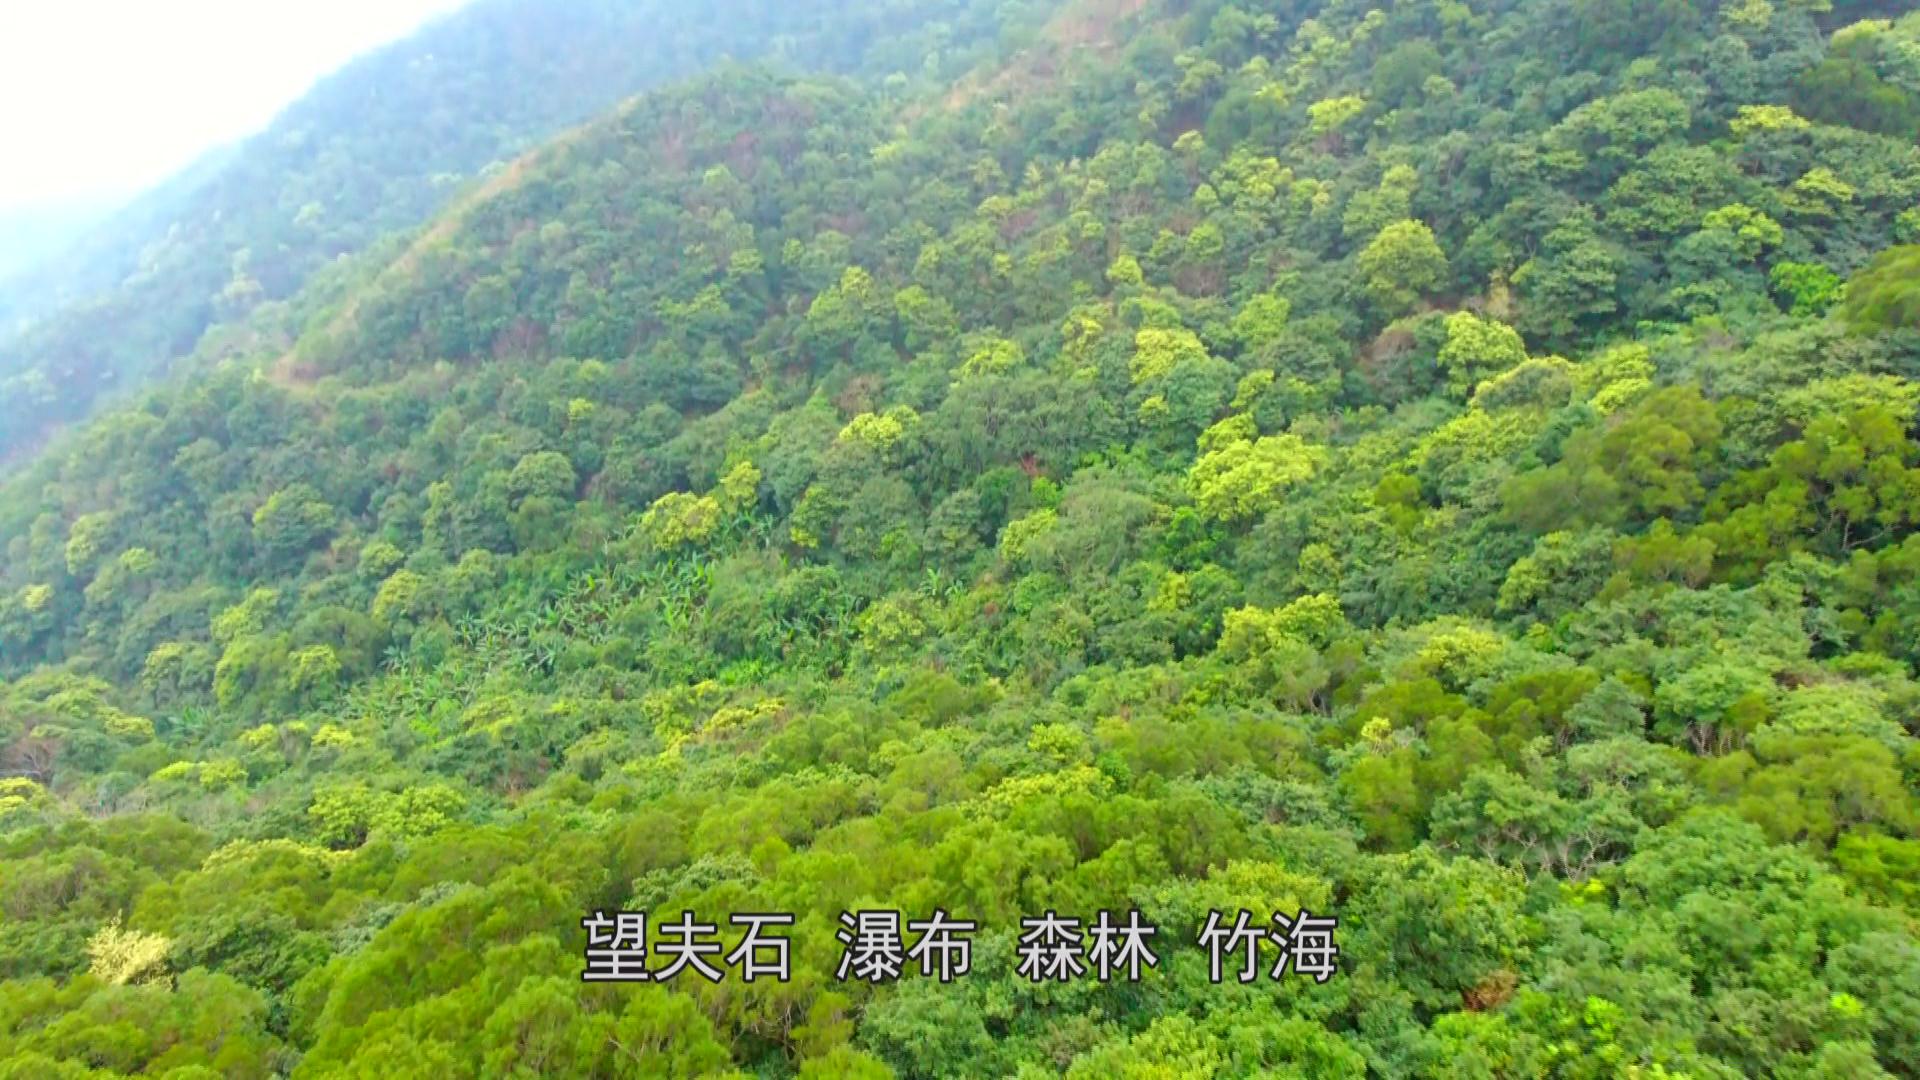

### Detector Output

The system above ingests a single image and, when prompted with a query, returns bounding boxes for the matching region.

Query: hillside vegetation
[5,0,1920,1075]
[0,0,1055,458]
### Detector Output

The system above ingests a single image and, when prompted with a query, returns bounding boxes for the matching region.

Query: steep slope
[0,0,1058,458]
[5,0,1920,1076]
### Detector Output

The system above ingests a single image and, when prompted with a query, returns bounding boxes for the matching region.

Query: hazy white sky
[0,0,471,211]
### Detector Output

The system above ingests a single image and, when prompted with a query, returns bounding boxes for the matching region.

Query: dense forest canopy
[4,0,1920,1075]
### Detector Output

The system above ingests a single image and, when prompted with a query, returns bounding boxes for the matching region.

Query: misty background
[0,0,468,275]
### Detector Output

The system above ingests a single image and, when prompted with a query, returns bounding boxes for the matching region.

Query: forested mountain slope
[5,0,1920,1075]
[0,0,1056,459]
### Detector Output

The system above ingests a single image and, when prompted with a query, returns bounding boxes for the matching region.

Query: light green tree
[1359,219,1448,312]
